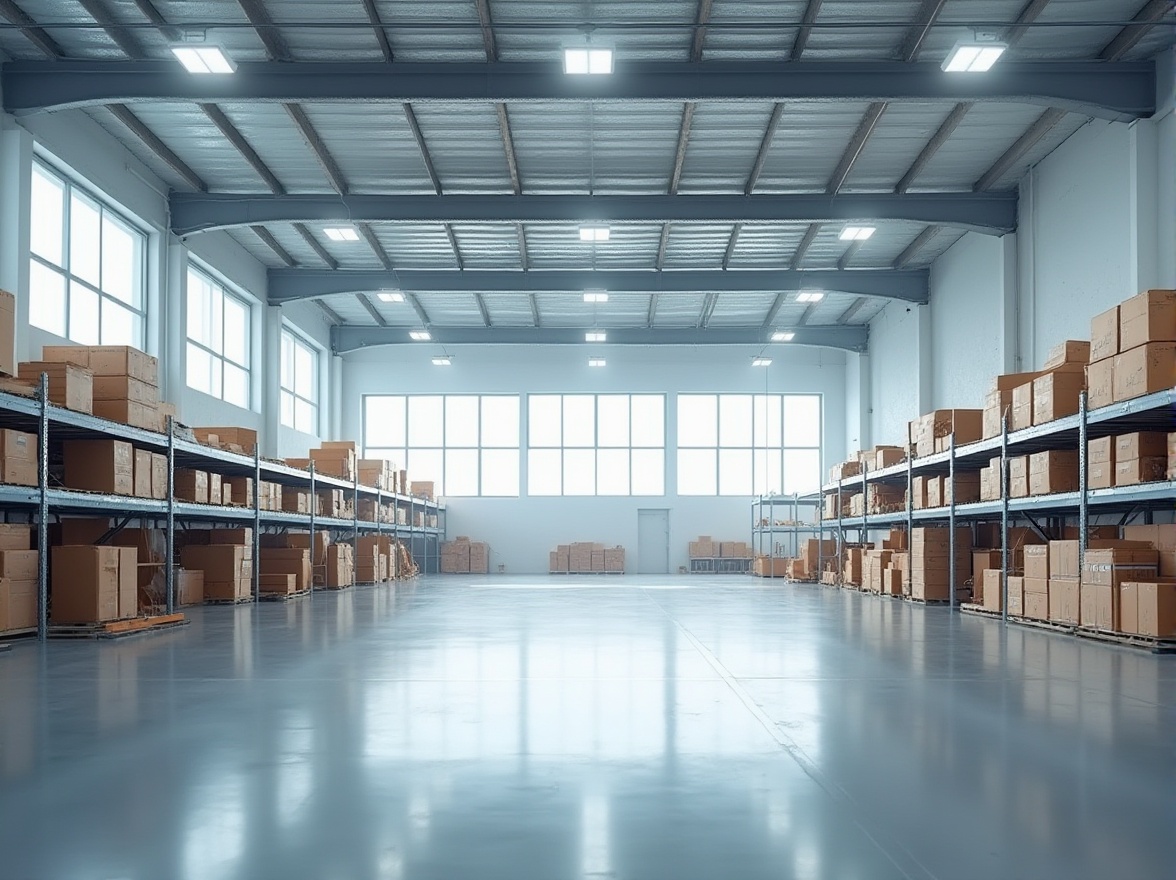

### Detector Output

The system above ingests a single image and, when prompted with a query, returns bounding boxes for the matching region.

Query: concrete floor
[0,576,1173,880]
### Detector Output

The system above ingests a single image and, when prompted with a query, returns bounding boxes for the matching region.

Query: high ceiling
[1,0,1172,350]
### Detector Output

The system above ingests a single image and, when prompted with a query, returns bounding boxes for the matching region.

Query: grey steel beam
[893,226,939,268]
[354,222,432,327]
[444,225,464,269]
[107,104,208,192]
[170,191,1018,236]
[790,223,821,269]
[745,103,784,194]
[360,0,394,62]
[201,104,286,194]
[761,291,789,329]
[357,223,392,269]
[1100,0,1172,61]
[974,107,1066,191]
[317,300,343,324]
[285,104,348,194]
[402,104,442,194]
[75,0,145,58]
[827,101,887,193]
[128,0,180,41]
[691,0,714,62]
[698,292,718,329]
[722,224,742,269]
[332,323,869,354]
[1003,0,1054,45]
[235,0,292,62]
[0,0,63,57]
[899,0,949,62]
[4,60,1156,121]
[268,267,930,303]
[496,103,522,194]
[790,0,824,59]
[473,292,492,327]
[293,223,338,269]
[797,302,818,326]
[837,297,868,324]
[529,293,540,327]
[356,293,388,326]
[252,226,297,266]
[895,102,971,193]
[474,0,498,61]
[837,240,864,270]
[655,224,671,270]
[516,224,528,268]
[668,102,696,195]
[647,294,658,327]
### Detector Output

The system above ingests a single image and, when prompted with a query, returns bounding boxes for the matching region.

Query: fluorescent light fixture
[323,226,360,242]
[377,291,404,303]
[772,332,796,342]
[579,225,611,242]
[839,226,875,241]
[585,331,607,342]
[942,41,1007,73]
[752,357,773,367]
[796,290,824,303]
[583,291,609,303]
[588,358,607,367]
[564,47,614,75]
[409,330,431,341]
[170,44,236,74]
[431,357,452,366]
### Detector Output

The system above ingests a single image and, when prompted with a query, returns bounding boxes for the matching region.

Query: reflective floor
[1,576,1174,880]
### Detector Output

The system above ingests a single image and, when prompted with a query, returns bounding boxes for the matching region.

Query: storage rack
[0,378,447,641]
[751,493,826,575]
[820,388,1175,613]
[688,556,752,574]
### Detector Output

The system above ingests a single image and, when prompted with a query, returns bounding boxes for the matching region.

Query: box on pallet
[50,545,136,624]
[181,544,252,602]
[1121,581,1176,638]
[260,547,312,592]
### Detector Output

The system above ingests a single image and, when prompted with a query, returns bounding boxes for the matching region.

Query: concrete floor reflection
[0,576,1173,879]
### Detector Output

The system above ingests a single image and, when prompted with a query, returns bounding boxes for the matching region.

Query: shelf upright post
[860,463,869,551]
[36,373,49,641]
[166,416,176,615]
[375,483,383,584]
[836,481,843,586]
[1000,416,1010,622]
[252,445,261,603]
[1078,391,1089,563]
[308,461,316,593]
[352,471,360,582]
[948,436,957,610]
[905,454,914,548]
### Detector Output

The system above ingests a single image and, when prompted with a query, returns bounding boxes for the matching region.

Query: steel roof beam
[893,227,939,268]
[1100,0,1172,61]
[360,0,394,62]
[791,0,824,59]
[837,297,868,324]
[332,324,869,354]
[75,0,146,58]
[691,0,714,62]
[107,104,207,192]
[3,60,1155,121]
[268,267,929,304]
[356,293,388,326]
[668,102,696,195]
[201,104,285,194]
[293,223,338,269]
[974,107,1066,191]
[0,0,63,57]
[790,223,821,269]
[252,225,297,267]
[317,300,343,324]
[235,0,291,62]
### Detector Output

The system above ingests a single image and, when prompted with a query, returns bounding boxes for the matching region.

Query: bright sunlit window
[29,159,146,346]
[280,327,319,434]
[363,395,520,497]
[677,394,821,496]
[527,395,665,496]
[186,266,252,408]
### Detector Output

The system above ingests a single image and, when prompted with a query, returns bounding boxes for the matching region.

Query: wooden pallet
[548,571,625,575]
[1073,627,1176,654]
[258,588,311,602]
[901,596,951,606]
[48,613,187,640]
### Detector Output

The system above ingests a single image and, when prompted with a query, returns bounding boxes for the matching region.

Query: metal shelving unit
[751,493,826,575]
[0,383,448,640]
[688,557,752,574]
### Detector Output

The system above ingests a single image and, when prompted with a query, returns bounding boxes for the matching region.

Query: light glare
[170,44,236,74]
[839,226,875,241]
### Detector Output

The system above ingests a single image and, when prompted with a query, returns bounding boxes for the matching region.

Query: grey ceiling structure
[0,0,1171,352]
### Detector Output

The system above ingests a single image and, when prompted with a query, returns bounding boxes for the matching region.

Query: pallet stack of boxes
[180,529,253,603]
[258,533,313,597]
[0,525,37,634]
[39,345,164,431]
[357,535,397,583]
[1087,290,1176,408]
[549,542,625,573]
[441,537,491,574]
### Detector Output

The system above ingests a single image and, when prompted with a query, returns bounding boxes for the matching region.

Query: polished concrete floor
[1,576,1174,880]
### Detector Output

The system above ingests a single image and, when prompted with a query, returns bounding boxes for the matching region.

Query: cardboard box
[1024,545,1050,580]
[1023,576,1049,594]
[63,439,134,495]
[1085,357,1115,410]
[469,542,489,574]
[0,429,37,487]
[991,371,1045,392]
[0,290,13,376]
[1087,436,1115,490]
[1043,340,1091,370]
[1129,581,1176,638]
[1007,576,1024,616]
[151,453,167,500]
[92,375,158,405]
[1116,432,1168,461]
[194,427,257,454]
[1113,342,1176,402]
[1031,371,1085,424]
[1008,455,1029,498]
[875,446,906,469]
[410,480,434,500]
[1115,457,1168,486]
[260,548,312,592]
[82,346,158,383]
[604,548,624,572]
[182,544,252,601]
[1081,581,1118,633]
[175,469,209,504]
[223,476,253,507]
[926,476,944,509]
[1048,578,1080,625]
[1023,590,1049,621]
[1119,289,1176,351]
[132,449,152,498]
[982,569,1003,611]
[1028,450,1079,496]
[829,460,862,481]
[0,578,37,632]
[1082,546,1159,587]
[1089,305,1119,362]
[17,361,93,412]
[972,550,1002,592]
[325,543,354,589]
[1010,383,1033,431]
[50,545,136,623]
[91,398,158,431]
[0,549,37,582]
[177,569,204,606]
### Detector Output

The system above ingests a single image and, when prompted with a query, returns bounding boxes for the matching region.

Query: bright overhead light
[588,358,607,367]
[839,226,875,241]
[942,41,1007,73]
[583,291,609,303]
[170,44,236,74]
[579,225,611,242]
[377,291,404,303]
[585,331,607,342]
[323,226,360,242]
[772,332,796,342]
[752,358,773,367]
[796,290,824,303]
[409,330,431,341]
[431,357,452,366]
[564,47,614,75]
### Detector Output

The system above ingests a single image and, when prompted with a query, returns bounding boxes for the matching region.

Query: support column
[1129,118,1160,294]
[330,354,344,442]
[915,304,933,415]
[999,233,1019,374]
[164,241,187,409]
[0,123,33,359]
[1156,49,1176,287]
[262,305,283,458]
[844,351,871,454]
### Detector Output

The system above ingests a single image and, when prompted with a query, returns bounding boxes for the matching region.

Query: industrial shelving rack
[0,378,447,640]
[751,493,826,575]
[820,388,1176,614]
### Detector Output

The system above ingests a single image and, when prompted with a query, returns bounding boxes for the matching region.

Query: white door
[637,509,670,574]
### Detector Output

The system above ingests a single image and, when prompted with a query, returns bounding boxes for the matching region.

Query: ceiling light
[431,357,451,366]
[409,331,431,341]
[378,291,404,303]
[796,290,824,303]
[588,358,607,367]
[583,291,609,303]
[585,331,607,342]
[942,41,1007,73]
[579,225,610,242]
[564,48,614,75]
[170,44,236,75]
[323,226,360,242]
[752,358,773,367]
[839,226,875,241]
[772,332,795,342]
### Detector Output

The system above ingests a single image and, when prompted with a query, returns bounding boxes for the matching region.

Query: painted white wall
[342,344,847,573]
[866,303,926,448]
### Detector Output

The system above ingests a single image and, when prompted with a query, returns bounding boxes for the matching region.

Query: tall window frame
[185,265,253,409]
[28,157,147,347]
[280,327,320,434]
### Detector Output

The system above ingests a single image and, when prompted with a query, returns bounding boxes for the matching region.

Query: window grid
[280,328,319,434]
[28,159,146,347]
[362,394,520,497]
[527,394,666,497]
[186,266,252,409]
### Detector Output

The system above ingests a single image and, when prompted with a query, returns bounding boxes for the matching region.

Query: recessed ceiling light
[579,225,610,242]
[323,226,360,242]
[585,331,607,342]
[942,41,1007,73]
[583,291,609,303]
[409,330,431,341]
[431,357,451,366]
[564,48,614,75]
[772,332,796,342]
[170,44,236,74]
[839,226,875,241]
[752,357,773,367]
[588,358,607,367]
[796,291,824,303]
[378,291,404,303]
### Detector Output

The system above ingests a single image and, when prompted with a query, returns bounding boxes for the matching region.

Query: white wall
[866,302,926,447]
[342,345,847,574]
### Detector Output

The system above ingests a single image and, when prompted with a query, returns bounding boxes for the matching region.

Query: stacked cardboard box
[43,345,161,430]
[358,459,396,490]
[1114,432,1168,486]
[259,547,312,593]
[549,544,570,573]
[828,460,862,482]
[0,525,36,633]
[843,546,863,586]
[721,540,752,558]
[0,429,37,487]
[1028,450,1079,496]
[752,555,790,577]
[175,468,210,503]
[410,480,435,501]
[282,490,312,514]
[324,543,354,589]
[442,538,471,573]
[908,410,983,458]
[1080,541,1160,632]
[257,481,283,511]
[50,544,136,623]
[1027,340,1089,426]
[17,361,93,413]
[867,483,904,514]
[909,527,973,601]
[177,569,204,606]
[310,441,356,480]
[181,534,253,602]
[63,439,134,495]
[1168,432,1176,480]
[357,535,396,582]
[688,536,717,557]
[799,539,837,579]
[194,427,258,454]
[1086,291,1176,408]
[983,372,1043,438]
[556,542,624,573]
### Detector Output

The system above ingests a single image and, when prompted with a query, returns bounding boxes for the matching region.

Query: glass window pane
[31,166,65,265]
[481,449,520,497]
[186,342,213,395]
[718,448,753,496]
[294,338,315,398]
[677,395,716,447]
[223,363,249,409]
[528,395,561,447]
[596,396,629,447]
[365,396,406,447]
[445,396,479,446]
[596,448,629,495]
[281,390,295,429]
[101,214,138,305]
[281,332,294,390]
[631,449,665,496]
[222,295,249,367]
[481,396,519,447]
[444,449,479,497]
[69,193,101,287]
[677,448,716,496]
[562,395,595,447]
[527,449,561,495]
[295,399,315,434]
[753,448,783,496]
[187,271,211,347]
[101,299,138,346]
[407,396,444,446]
[783,449,821,496]
[719,395,753,447]
[563,448,596,495]
[69,282,100,345]
[754,395,782,447]
[631,395,664,447]
[408,449,444,496]
[784,395,822,448]
[29,261,67,337]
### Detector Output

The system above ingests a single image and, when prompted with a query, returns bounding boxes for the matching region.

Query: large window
[527,395,665,496]
[280,328,319,434]
[186,267,252,408]
[363,395,520,497]
[29,159,146,346]
[677,394,821,496]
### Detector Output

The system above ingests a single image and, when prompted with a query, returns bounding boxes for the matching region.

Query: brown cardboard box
[1170,431,1176,480]
[150,453,167,500]
[17,361,93,412]
[282,490,311,514]
[1048,578,1080,625]
[0,579,36,632]
[1087,436,1115,489]
[224,476,253,507]
[1133,581,1176,638]
[209,528,252,545]
[1031,371,1085,424]
[1089,305,1119,362]
[926,476,944,509]
[286,532,330,564]
[1115,457,1168,485]
[910,475,929,510]
[972,550,1002,592]
[982,389,1012,439]
[0,550,37,581]
[259,573,297,596]
[830,460,862,481]
[0,290,13,376]
[1024,545,1049,580]
[1081,581,1119,632]
[175,469,209,504]
[63,439,134,495]
[1028,450,1079,496]
[1011,383,1033,431]
[260,548,312,592]
[1086,357,1115,410]
[1008,455,1029,498]
[81,346,158,383]
[945,473,981,505]
[194,427,258,454]
[50,545,134,623]
[92,375,158,405]
[1007,576,1024,616]
[1082,546,1159,587]
[875,446,906,469]
[92,398,158,431]
[1116,432,1168,460]
[181,544,252,588]
[132,449,152,498]
[177,569,204,606]
[591,550,605,572]
[469,542,489,574]
[1023,590,1049,621]
[0,429,37,487]
[983,569,1004,611]
[1119,289,1176,350]
[1043,340,1091,370]
[604,548,625,572]
[410,480,434,500]
[325,543,354,589]
[1123,524,1176,575]
[1023,576,1049,594]
[1113,342,1176,402]
[992,371,1045,392]
[719,541,738,558]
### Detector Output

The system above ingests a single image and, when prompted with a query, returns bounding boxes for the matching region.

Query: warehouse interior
[0,2,1175,878]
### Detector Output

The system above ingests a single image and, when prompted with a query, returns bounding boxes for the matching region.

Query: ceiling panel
[296,105,437,194]
[482,293,536,327]
[679,102,777,193]
[708,291,777,325]
[410,104,515,193]
[755,102,878,191]
[653,292,707,326]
